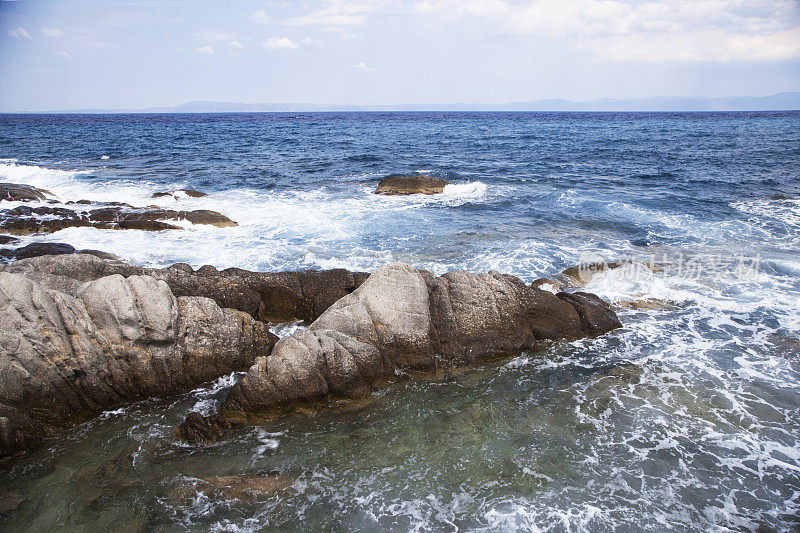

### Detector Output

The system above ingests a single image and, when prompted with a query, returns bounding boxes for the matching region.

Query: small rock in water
[374,175,450,195]
[0,183,51,203]
[12,242,76,260]
[151,189,207,199]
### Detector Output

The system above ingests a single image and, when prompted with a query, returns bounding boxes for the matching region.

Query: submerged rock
[0,271,277,457]
[181,263,621,438]
[0,183,51,203]
[167,473,295,506]
[374,175,450,195]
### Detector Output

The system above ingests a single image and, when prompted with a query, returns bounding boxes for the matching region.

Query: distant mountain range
[45,92,800,113]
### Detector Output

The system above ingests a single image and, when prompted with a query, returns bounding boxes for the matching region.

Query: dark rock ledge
[0,255,621,456]
[0,182,236,235]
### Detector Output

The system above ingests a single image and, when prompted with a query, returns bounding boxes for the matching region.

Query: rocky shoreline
[1,251,621,457]
[0,182,236,236]
[0,175,624,458]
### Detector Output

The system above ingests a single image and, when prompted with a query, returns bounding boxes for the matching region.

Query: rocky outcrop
[6,242,76,260]
[0,271,276,457]
[152,189,207,199]
[2,254,369,324]
[0,183,51,203]
[374,175,450,195]
[180,263,621,440]
[0,203,236,235]
[0,243,121,263]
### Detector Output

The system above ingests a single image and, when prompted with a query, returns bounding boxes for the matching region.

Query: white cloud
[300,36,323,46]
[410,0,800,62]
[55,51,70,59]
[262,36,299,49]
[42,28,65,38]
[285,1,378,26]
[250,9,271,23]
[194,45,214,55]
[228,40,244,50]
[341,31,357,39]
[352,61,378,73]
[8,27,31,39]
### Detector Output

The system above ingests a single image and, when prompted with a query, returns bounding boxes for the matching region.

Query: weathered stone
[76,249,120,261]
[0,271,277,457]
[0,235,19,245]
[198,263,620,433]
[374,175,450,195]
[117,219,181,231]
[0,183,50,202]
[0,204,236,235]
[152,189,207,199]
[166,473,295,506]
[12,242,76,260]
[179,209,237,227]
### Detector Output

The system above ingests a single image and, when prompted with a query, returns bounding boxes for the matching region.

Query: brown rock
[12,242,76,260]
[374,175,450,195]
[0,183,50,202]
[117,219,182,231]
[179,209,237,227]
[151,189,207,199]
[205,263,621,435]
[167,473,295,506]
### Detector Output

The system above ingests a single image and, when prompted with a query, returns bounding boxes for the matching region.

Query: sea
[0,111,798,531]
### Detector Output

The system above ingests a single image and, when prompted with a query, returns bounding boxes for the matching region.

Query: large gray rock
[0,271,276,457]
[198,263,620,432]
[2,254,369,323]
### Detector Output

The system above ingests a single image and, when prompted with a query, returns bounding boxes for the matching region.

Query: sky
[1,0,799,111]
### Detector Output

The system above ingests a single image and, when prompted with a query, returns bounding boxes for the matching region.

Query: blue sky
[1,0,799,111]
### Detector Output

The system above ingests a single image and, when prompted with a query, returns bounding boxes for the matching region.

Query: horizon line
[2,92,800,114]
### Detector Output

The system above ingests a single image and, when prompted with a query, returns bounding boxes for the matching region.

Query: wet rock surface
[374,175,450,195]
[0,270,277,457]
[0,255,620,455]
[182,263,621,438]
[0,203,236,234]
[152,189,207,199]
[0,183,236,235]
[0,183,51,203]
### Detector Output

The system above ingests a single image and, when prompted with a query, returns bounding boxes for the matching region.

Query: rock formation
[0,183,51,203]
[0,203,236,235]
[2,254,369,324]
[0,254,621,454]
[152,189,207,199]
[180,263,621,441]
[374,175,450,195]
[0,270,276,457]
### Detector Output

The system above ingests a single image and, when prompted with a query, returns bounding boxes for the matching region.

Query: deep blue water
[0,112,799,531]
